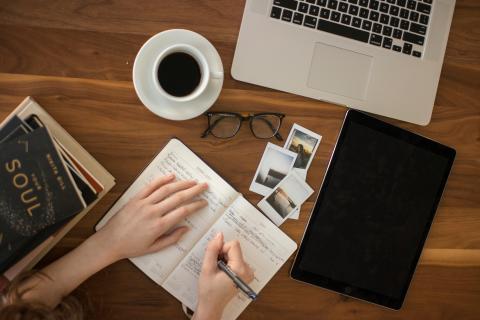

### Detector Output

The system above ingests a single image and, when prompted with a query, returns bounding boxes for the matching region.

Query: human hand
[194,233,254,320]
[97,173,208,262]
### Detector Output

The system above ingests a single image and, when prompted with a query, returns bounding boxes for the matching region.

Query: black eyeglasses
[201,112,285,140]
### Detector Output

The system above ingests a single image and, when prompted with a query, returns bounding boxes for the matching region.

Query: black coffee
[157,52,201,97]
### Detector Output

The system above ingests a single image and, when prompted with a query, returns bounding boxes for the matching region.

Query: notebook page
[162,196,297,320]
[95,139,239,284]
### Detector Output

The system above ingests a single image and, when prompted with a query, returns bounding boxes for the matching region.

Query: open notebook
[95,138,297,320]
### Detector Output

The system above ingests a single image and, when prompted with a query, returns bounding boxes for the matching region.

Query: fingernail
[215,232,222,239]
[167,173,175,178]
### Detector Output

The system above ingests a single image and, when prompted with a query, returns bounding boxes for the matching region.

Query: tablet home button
[344,287,352,294]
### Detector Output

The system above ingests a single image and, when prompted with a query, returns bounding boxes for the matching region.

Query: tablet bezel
[290,110,456,310]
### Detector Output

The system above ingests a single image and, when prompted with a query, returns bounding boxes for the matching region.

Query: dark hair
[0,271,86,320]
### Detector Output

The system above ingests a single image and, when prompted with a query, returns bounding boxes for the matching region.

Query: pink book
[3,236,55,281]
[0,275,8,293]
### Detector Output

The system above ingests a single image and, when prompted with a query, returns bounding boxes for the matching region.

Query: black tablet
[290,110,455,310]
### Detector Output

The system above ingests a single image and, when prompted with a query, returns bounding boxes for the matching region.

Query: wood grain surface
[0,0,479,319]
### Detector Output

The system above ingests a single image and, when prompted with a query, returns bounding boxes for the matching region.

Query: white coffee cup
[152,44,223,103]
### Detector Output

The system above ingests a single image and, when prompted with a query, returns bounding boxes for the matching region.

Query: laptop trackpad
[307,42,373,100]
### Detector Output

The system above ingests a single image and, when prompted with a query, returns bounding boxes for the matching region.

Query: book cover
[1,115,97,206]
[24,114,98,206]
[0,115,31,144]
[0,127,86,272]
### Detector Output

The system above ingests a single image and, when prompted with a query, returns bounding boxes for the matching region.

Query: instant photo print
[258,171,314,226]
[284,124,322,174]
[250,143,298,196]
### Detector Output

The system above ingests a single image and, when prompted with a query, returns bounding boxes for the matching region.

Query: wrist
[194,301,224,320]
[86,230,122,266]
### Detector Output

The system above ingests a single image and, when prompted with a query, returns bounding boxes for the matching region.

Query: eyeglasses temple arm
[201,128,210,138]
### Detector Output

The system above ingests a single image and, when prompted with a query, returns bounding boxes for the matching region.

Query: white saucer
[133,29,224,121]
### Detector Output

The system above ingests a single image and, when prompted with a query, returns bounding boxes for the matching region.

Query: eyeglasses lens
[209,114,241,138]
[251,115,281,139]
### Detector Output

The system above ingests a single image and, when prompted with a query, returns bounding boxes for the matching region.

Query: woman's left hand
[98,174,209,261]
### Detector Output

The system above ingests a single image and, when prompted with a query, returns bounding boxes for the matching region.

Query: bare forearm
[192,305,223,320]
[23,230,118,307]
[12,176,209,309]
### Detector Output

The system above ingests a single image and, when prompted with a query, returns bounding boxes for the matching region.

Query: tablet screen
[291,111,455,309]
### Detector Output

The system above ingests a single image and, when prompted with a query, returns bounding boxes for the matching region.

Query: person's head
[0,272,85,320]
[298,144,304,152]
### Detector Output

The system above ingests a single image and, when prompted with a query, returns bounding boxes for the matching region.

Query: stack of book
[0,97,115,289]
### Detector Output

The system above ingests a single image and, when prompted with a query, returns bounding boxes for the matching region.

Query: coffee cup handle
[210,71,224,80]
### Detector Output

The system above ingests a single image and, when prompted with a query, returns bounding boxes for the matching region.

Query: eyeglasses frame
[201,112,285,141]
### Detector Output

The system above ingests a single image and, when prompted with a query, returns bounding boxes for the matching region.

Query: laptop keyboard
[270,0,432,58]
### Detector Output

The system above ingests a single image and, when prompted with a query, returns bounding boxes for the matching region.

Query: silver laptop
[232,0,455,125]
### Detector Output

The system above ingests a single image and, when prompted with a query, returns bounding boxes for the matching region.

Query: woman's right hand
[194,233,254,320]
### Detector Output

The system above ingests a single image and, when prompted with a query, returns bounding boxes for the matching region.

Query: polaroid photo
[284,124,322,174]
[289,208,300,220]
[250,142,298,196]
[288,169,307,220]
[258,171,314,226]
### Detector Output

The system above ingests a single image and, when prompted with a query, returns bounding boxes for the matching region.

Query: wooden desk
[0,1,478,319]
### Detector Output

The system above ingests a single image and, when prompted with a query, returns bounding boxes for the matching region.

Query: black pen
[217,260,257,300]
